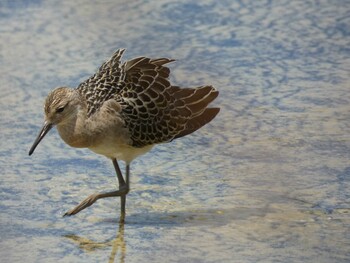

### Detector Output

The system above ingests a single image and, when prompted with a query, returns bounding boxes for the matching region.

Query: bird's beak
[28,121,53,156]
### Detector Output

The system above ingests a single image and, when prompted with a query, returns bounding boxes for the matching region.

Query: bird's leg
[113,158,126,188]
[63,188,129,217]
[63,159,129,218]
[112,159,130,223]
[121,164,130,222]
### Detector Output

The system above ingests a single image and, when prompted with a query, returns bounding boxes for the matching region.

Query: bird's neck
[56,98,92,148]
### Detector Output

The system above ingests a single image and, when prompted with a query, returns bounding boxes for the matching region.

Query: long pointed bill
[28,121,53,156]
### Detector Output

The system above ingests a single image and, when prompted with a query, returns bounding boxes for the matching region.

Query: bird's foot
[63,193,99,217]
[63,187,129,217]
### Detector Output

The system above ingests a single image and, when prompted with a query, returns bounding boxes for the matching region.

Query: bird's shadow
[63,206,273,262]
[101,206,273,227]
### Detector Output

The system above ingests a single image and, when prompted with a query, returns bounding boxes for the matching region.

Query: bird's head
[29,87,79,155]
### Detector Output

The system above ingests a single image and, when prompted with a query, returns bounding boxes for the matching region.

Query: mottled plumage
[77,49,219,147]
[29,49,220,222]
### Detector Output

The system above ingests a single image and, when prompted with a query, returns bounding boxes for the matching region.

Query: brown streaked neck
[56,95,91,148]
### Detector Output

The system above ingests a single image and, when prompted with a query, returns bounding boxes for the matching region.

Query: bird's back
[77,49,219,148]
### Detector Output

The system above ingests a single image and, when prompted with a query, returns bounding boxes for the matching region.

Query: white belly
[89,143,153,164]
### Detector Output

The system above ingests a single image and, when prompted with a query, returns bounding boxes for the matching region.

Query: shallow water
[0,0,349,262]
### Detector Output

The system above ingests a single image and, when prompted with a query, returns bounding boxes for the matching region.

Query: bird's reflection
[64,223,125,263]
[108,223,125,263]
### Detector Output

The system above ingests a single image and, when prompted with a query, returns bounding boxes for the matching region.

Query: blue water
[0,0,349,262]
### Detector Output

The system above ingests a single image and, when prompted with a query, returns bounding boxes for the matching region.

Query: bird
[28,48,219,223]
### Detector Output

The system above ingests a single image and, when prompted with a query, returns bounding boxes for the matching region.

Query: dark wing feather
[115,58,219,147]
[76,49,219,147]
[76,49,126,117]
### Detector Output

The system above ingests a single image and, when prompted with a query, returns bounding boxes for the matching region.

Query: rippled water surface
[1,0,349,262]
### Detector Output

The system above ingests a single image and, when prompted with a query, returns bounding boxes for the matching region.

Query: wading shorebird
[29,49,219,222]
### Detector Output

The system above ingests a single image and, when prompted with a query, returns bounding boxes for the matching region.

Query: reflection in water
[64,223,125,263]
[108,224,125,263]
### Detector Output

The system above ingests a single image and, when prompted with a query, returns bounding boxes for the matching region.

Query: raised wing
[76,49,126,117]
[115,57,219,147]
[77,49,219,147]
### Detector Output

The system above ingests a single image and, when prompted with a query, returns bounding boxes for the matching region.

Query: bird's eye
[56,107,65,113]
